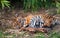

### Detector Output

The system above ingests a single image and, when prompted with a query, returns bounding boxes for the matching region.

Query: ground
[0,9,60,38]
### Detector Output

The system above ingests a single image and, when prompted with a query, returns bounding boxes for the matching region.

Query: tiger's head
[42,14,57,27]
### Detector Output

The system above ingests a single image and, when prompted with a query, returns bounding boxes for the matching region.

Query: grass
[0,31,60,38]
[49,31,60,38]
[0,31,16,38]
[34,32,45,38]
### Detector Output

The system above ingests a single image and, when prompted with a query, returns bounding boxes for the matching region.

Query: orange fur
[22,14,55,27]
[12,14,56,32]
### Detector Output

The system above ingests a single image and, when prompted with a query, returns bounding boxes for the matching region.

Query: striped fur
[20,14,57,28]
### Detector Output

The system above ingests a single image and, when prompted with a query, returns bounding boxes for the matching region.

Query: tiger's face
[42,14,57,27]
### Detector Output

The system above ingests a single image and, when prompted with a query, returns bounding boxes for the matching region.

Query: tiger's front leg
[19,27,35,32]
[19,27,47,33]
[36,28,48,33]
[25,27,47,33]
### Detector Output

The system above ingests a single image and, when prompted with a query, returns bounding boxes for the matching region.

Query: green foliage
[0,31,60,38]
[56,1,60,14]
[23,0,56,12]
[0,0,60,12]
[0,0,10,9]
[34,33,45,38]
[0,31,16,38]
[49,32,60,38]
[0,31,5,38]
[23,0,38,11]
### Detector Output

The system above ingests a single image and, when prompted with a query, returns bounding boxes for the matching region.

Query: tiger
[12,14,57,32]
[20,14,44,28]
[19,14,57,32]
[20,14,57,28]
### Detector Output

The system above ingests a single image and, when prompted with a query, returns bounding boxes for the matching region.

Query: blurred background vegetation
[0,0,60,13]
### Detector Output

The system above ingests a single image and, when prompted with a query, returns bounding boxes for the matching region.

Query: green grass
[34,32,45,38]
[23,0,56,12]
[49,31,60,38]
[0,31,4,38]
[0,31,60,38]
[0,31,16,38]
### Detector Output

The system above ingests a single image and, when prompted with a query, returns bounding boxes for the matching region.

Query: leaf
[0,0,10,9]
